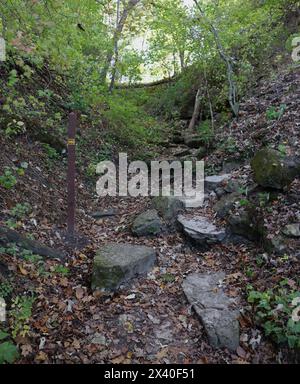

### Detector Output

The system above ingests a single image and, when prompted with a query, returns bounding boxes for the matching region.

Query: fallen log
[0,226,65,260]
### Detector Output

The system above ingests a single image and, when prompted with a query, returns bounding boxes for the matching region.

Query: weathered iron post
[67,112,77,240]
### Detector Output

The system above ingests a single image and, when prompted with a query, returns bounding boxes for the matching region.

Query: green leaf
[0,341,19,364]
[0,331,9,341]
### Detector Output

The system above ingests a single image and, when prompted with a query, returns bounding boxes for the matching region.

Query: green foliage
[278,144,287,156]
[220,137,238,154]
[266,104,287,121]
[5,219,19,230]
[4,120,25,137]
[0,168,17,189]
[248,283,300,349]
[10,203,32,220]
[197,120,214,144]
[0,244,18,257]
[239,198,250,207]
[0,282,14,299]
[52,265,69,276]
[22,250,43,264]
[10,296,35,338]
[43,144,59,160]
[0,337,19,364]
[258,192,270,207]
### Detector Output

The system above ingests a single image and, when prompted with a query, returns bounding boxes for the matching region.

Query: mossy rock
[227,207,265,242]
[214,192,241,218]
[151,196,184,222]
[132,209,162,237]
[251,148,300,189]
[92,243,156,290]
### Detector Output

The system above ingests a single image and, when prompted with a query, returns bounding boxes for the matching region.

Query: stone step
[177,215,226,247]
[182,272,240,351]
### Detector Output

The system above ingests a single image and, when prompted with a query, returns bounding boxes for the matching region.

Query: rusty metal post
[67,112,77,240]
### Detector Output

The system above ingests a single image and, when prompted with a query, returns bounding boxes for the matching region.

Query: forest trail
[1,65,300,365]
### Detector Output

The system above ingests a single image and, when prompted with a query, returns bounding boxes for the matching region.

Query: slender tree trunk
[203,66,214,133]
[100,0,141,89]
[188,88,201,133]
[193,0,239,116]
[109,0,121,92]
[179,50,185,71]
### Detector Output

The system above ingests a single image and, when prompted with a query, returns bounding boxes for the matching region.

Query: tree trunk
[179,50,185,71]
[101,0,141,89]
[193,0,239,116]
[188,88,201,133]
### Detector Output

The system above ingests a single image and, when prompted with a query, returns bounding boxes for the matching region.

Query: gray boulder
[152,196,184,221]
[214,192,241,218]
[251,148,300,189]
[177,215,226,247]
[132,209,162,237]
[182,272,240,351]
[92,243,156,290]
[227,207,265,242]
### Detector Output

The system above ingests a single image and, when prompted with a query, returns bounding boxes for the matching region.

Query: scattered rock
[251,148,300,189]
[224,180,240,194]
[0,226,65,259]
[177,215,226,247]
[152,196,184,222]
[227,208,265,242]
[205,174,231,192]
[90,209,118,219]
[263,235,287,255]
[132,209,162,237]
[282,223,300,238]
[92,243,156,290]
[182,272,240,351]
[90,333,106,345]
[214,192,241,218]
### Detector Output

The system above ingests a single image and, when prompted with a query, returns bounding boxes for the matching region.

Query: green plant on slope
[248,282,300,349]
[0,331,19,364]
[10,296,35,339]
[197,120,214,144]
[266,104,287,121]
[0,168,17,189]
[10,203,32,220]
[0,282,14,299]
[43,144,59,160]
